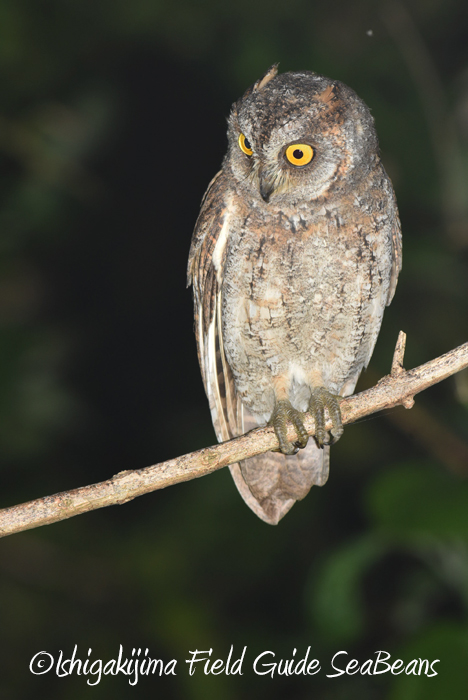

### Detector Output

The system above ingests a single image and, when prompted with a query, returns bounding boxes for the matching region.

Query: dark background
[0,0,467,698]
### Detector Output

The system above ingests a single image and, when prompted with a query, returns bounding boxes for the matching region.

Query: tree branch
[1,332,467,538]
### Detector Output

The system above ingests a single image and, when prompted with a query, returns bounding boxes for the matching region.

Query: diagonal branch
[1,332,467,538]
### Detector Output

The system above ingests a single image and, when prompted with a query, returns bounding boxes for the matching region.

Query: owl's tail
[229,409,330,525]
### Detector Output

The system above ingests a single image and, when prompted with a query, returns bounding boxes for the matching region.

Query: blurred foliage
[0,0,467,698]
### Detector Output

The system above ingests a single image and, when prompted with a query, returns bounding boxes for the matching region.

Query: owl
[187,65,401,525]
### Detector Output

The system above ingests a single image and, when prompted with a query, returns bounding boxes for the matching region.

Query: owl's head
[225,65,379,205]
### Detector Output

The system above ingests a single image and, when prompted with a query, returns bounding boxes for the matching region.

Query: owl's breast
[220,193,394,411]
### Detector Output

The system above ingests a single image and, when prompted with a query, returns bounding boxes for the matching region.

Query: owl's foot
[269,399,309,455]
[309,387,343,448]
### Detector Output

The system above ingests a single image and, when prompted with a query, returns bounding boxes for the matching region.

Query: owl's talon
[269,399,309,455]
[309,387,343,448]
[330,425,344,445]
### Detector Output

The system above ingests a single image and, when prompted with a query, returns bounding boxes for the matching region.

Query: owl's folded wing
[387,187,402,305]
[187,171,240,444]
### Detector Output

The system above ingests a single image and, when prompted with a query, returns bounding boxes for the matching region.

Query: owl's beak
[259,171,276,203]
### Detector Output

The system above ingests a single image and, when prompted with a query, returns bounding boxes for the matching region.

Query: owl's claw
[309,387,343,448]
[269,399,309,455]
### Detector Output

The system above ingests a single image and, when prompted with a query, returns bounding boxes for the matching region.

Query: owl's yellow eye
[238,133,253,156]
[285,144,314,166]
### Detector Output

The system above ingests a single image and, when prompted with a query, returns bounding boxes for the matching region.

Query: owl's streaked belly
[221,203,392,419]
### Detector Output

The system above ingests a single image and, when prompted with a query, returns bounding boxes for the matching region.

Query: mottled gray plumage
[188,66,402,524]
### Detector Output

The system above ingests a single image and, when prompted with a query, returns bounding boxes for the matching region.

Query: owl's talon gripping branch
[310,387,344,447]
[270,399,309,455]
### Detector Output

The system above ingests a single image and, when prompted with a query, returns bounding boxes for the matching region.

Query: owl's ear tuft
[253,64,279,92]
[317,82,339,104]
[241,64,279,101]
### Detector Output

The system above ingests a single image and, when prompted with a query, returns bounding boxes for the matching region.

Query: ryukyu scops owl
[187,65,402,524]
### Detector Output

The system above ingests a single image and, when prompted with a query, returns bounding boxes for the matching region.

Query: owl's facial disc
[235,112,323,202]
[229,70,380,204]
[257,142,315,202]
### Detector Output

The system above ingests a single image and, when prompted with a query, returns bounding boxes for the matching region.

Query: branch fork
[389,330,415,408]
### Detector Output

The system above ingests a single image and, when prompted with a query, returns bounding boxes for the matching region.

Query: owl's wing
[386,186,402,305]
[187,171,239,444]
